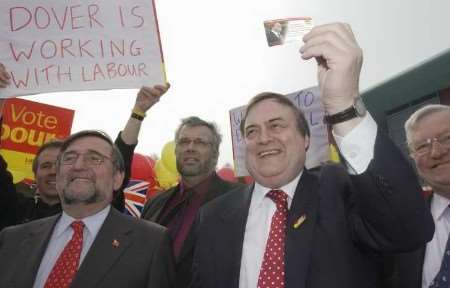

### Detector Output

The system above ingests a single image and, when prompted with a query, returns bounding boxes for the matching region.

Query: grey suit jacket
[0,208,175,288]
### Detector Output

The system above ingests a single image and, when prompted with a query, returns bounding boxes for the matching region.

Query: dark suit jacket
[382,197,433,288]
[383,248,426,288]
[191,131,434,288]
[0,208,175,288]
[141,173,244,288]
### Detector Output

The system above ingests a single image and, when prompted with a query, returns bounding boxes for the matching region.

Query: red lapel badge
[112,239,120,248]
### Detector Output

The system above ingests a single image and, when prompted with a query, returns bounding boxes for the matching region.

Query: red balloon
[130,153,158,199]
[217,167,237,183]
[243,175,254,184]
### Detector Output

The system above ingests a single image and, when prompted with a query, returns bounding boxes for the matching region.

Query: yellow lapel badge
[293,214,306,229]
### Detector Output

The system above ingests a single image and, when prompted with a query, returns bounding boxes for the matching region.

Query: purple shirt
[159,175,212,259]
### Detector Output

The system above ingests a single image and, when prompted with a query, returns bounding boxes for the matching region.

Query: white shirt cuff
[333,113,377,174]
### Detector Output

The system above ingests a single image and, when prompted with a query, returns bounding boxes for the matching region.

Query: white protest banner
[230,86,328,177]
[0,0,165,98]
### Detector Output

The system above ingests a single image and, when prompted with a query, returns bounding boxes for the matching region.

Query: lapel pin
[112,239,120,248]
[293,214,306,229]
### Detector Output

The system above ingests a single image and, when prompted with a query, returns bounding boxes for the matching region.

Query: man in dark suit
[386,104,450,288]
[191,22,434,288]
[141,115,244,287]
[0,130,175,288]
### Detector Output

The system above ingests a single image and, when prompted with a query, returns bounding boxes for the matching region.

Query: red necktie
[257,189,288,288]
[44,221,85,288]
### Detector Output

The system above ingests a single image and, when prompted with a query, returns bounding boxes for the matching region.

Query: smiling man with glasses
[387,104,450,288]
[0,130,175,288]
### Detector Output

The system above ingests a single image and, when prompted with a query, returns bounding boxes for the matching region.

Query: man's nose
[72,155,88,169]
[257,128,273,144]
[429,140,446,158]
[185,140,198,151]
[49,163,57,174]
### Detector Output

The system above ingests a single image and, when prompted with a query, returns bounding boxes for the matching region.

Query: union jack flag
[124,179,149,218]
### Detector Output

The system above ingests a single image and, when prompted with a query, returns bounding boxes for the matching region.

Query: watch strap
[323,106,358,125]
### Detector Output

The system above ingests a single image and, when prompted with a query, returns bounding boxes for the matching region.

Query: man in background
[387,104,450,288]
[97,78,240,287]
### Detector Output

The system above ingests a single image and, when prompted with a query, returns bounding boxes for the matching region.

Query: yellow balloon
[155,159,179,190]
[161,141,178,174]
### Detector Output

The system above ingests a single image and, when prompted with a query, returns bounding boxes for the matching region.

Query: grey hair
[404,104,450,149]
[174,116,222,163]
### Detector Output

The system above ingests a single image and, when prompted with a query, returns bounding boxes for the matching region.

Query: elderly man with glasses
[387,104,450,288]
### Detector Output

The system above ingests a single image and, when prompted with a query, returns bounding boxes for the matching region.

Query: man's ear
[304,135,310,152]
[113,171,125,191]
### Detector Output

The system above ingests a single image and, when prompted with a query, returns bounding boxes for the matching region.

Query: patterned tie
[257,189,288,288]
[44,221,85,288]
[429,207,450,288]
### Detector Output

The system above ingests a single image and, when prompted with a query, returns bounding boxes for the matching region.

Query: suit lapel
[71,209,132,288]
[14,216,60,288]
[202,174,228,203]
[151,187,179,222]
[285,171,319,288]
[217,185,253,287]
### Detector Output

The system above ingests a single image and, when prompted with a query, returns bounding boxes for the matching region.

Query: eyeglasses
[411,132,450,157]
[60,151,112,166]
[176,138,212,148]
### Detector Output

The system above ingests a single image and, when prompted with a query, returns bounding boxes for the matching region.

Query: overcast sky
[24,0,450,168]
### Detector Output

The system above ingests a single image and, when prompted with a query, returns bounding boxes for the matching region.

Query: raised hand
[300,23,363,115]
[134,83,171,114]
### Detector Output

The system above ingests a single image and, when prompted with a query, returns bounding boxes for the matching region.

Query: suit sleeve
[112,132,137,212]
[347,130,434,253]
[147,229,175,288]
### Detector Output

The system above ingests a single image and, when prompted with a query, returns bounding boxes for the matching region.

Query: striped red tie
[44,221,84,288]
[257,189,288,288]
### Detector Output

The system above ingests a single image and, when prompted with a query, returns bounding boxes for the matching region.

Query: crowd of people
[0,22,448,288]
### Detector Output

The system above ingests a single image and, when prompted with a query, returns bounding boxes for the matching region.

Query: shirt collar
[431,193,450,221]
[252,171,303,209]
[54,205,111,238]
[180,173,214,197]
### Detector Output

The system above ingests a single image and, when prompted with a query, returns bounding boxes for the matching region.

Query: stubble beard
[178,158,215,177]
[62,185,100,205]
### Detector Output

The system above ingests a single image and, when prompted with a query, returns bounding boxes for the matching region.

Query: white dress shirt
[33,205,110,288]
[422,193,450,288]
[239,114,378,288]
